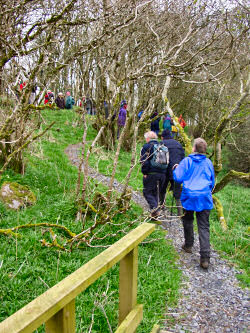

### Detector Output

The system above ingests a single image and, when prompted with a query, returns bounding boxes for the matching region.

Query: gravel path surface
[65,143,249,333]
[161,220,249,333]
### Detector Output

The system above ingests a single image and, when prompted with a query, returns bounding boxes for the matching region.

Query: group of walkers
[114,102,186,141]
[44,90,214,270]
[45,91,97,114]
[18,80,76,110]
[140,129,215,270]
[150,112,186,138]
[18,83,215,270]
[78,96,96,115]
[46,91,75,109]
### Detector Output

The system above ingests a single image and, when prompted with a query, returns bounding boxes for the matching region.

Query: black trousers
[182,209,210,259]
[143,173,166,210]
[159,178,182,205]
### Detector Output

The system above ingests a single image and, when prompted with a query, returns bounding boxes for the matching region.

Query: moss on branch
[213,195,227,230]
[0,223,76,239]
[0,229,19,237]
[213,170,250,194]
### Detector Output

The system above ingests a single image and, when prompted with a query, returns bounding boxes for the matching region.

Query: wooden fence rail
[0,223,155,333]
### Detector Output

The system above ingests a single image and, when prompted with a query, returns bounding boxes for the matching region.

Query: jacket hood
[189,153,206,163]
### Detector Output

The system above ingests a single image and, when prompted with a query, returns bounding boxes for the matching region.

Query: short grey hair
[193,138,207,153]
[144,131,158,140]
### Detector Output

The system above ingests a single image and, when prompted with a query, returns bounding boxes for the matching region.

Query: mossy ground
[0,181,36,209]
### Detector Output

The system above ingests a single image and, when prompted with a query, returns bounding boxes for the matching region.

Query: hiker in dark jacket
[140,131,166,219]
[85,97,93,114]
[159,129,185,215]
[150,112,160,135]
[173,138,215,269]
[55,92,65,109]
[117,100,127,139]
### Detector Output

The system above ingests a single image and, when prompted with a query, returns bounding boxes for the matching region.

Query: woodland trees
[0,0,249,230]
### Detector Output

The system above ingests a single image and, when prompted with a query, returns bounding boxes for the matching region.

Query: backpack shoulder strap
[146,143,156,158]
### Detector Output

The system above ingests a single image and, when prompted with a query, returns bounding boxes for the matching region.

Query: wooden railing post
[0,223,155,333]
[118,246,138,324]
[45,299,75,333]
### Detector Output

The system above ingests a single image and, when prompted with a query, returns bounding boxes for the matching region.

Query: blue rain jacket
[173,153,215,211]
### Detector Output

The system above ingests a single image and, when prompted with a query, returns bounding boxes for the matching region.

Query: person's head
[161,129,172,140]
[58,92,63,97]
[121,100,127,107]
[150,111,158,119]
[144,131,158,143]
[66,91,71,96]
[193,138,207,154]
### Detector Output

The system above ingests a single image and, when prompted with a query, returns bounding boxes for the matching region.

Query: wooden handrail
[0,223,155,333]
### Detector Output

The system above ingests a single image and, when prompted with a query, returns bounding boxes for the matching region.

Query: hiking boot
[151,209,161,221]
[200,258,210,269]
[181,244,192,253]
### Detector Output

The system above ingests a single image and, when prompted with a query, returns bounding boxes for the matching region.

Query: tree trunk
[213,195,227,230]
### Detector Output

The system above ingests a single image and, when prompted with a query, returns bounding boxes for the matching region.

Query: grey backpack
[150,143,169,169]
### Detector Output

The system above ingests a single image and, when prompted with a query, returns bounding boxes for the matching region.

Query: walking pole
[170,192,174,216]
[170,181,176,217]
[157,180,160,213]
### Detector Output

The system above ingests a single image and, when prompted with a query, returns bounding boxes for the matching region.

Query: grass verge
[0,109,181,332]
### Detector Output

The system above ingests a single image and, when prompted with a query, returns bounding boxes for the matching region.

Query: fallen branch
[0,229,19,237]
[0,222,76,239]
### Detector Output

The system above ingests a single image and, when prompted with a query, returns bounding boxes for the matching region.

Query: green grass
[210,183,250,287]
[0,109,181,332]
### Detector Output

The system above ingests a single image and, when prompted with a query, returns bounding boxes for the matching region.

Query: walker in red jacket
[44,91,54,105]
[178,114,186,128]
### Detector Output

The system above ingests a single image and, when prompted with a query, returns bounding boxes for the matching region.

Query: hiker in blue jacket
[140,131,166,219]
[173,138,215,269]
[163,114,172,131]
